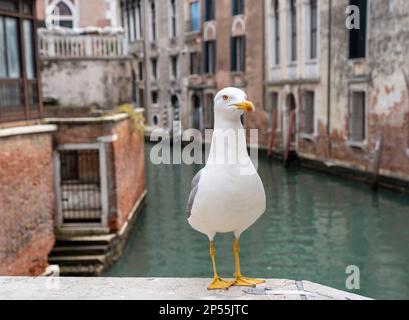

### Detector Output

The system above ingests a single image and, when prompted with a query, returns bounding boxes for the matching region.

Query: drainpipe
[326,0,333,158]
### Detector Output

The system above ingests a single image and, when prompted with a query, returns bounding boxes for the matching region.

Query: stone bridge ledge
[0,277,371,300]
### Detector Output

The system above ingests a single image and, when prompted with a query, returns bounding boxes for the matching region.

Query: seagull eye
[222,95,229,101]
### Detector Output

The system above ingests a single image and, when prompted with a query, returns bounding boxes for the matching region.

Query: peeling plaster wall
[41,58,133,110]
[329,0,409,180]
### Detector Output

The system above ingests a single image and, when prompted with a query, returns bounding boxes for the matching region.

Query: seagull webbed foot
[207,277,235,290]
[233,275,265,287]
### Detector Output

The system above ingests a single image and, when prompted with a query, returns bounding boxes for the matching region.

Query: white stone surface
[0,277,371,300]
[0,125,57,138]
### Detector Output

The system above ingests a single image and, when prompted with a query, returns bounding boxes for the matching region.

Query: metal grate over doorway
[59,149,102,224]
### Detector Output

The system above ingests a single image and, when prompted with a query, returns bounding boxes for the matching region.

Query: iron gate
[59,149,102,225]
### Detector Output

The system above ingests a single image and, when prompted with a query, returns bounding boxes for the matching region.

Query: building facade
[265,0,409,188]
[120,0,266,140]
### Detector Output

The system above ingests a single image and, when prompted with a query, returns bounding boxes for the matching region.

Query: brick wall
[0,132,55,275]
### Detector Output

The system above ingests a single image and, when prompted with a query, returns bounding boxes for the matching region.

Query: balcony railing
[38,33,129,59]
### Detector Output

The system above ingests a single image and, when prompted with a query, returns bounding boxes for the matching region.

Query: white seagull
[186,87,266,290]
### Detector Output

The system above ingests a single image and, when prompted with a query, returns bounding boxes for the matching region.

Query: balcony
[38,29,129,60]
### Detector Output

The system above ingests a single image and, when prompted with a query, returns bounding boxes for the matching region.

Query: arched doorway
[192,94,201,131]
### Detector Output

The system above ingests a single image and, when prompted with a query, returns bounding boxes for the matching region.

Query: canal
[106,143,409,300]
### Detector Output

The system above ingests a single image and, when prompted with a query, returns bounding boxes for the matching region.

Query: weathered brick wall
[109,120,146,231]
[0,133,55,275]
[52,117,146,232]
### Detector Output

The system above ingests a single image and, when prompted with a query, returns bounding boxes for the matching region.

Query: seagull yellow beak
[235,100,255,112]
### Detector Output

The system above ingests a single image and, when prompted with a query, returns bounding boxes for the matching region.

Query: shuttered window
[349,91,366,142]
[302,91,315,135]
[231,36,245,72]
[204,40,216,74]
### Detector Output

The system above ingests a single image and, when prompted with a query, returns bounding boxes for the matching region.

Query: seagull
[186,87,266,290]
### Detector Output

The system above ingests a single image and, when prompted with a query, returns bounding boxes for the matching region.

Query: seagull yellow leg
[207,241,235,290]
[232,238,265,287]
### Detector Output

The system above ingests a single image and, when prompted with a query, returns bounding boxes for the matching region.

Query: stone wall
[0,129,56,275]
[41,58,133,110]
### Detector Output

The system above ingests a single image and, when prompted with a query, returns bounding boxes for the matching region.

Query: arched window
[48,0,75,29]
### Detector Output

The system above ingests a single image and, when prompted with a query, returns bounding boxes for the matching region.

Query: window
[1,17,20,78]
[151,90,159,104]
[205,0,215,21]
[0,0,40,123]
[151,57,157,80]
[273,0,280,65]
[139,89,145,108]
[170,0,177,38]
[171,55,178,79]
[231,36,245,72]
[302,91,315,135]
[138,61,144,80]
[310,0,317,59]
[49,1,74,29]
[149,0,157,42]
[134,0,142,40]
[190,51,201,75]
[349,0,367,59]
[204,93,214,129]
[204,40,216,74]
[290,0,297,62]
[232,0,245,16]
[189,2,200,32]
[349,91,366,142]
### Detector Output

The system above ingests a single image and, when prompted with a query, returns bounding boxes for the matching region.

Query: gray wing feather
[186,169,203,219]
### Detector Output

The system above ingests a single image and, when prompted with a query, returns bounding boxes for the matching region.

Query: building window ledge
[347,140,367,150]
[0,125,57,139]
[300,133,316,142]
[305,59,318,66]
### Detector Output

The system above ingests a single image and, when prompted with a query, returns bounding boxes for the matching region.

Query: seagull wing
[186,169,204,219]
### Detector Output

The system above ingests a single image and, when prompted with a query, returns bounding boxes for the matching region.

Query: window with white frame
[169,0,177,38]
[302,91,315,135]
[48,0,75,29]
[170,55,178,79]
[189,1,200,32]
[151,57,158,80]
[349,91,366,142]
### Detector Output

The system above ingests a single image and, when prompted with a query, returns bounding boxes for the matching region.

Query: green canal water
[107,143,409,300]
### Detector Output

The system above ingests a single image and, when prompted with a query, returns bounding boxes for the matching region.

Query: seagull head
[214,87,255,122]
